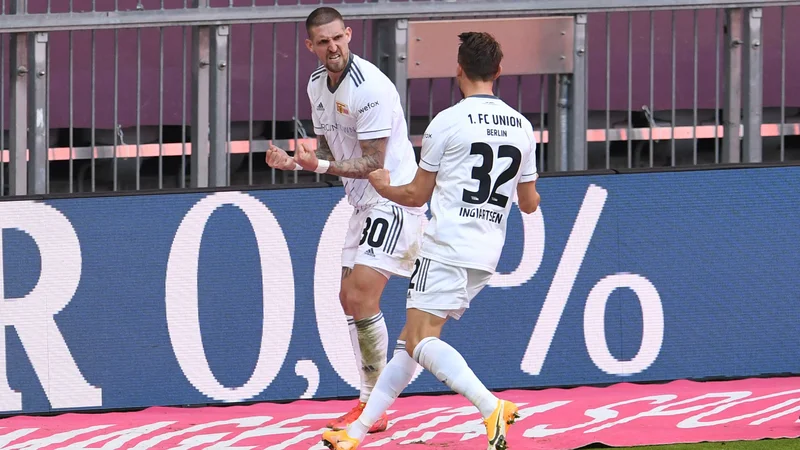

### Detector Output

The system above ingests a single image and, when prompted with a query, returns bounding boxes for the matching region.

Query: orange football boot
[484,399,520,450]
[326,402,388,433]
[321,429,360,450]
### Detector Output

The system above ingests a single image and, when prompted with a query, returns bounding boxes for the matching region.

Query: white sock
[355,312,390,403]
[345,315,366,400]
[413,337,498,419]
[348,340,418,441]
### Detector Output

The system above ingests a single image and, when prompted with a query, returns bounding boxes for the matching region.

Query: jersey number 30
[462,142,522,208]
[360,217,390,248]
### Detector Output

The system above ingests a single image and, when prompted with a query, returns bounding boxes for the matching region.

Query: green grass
[621,439,800,449]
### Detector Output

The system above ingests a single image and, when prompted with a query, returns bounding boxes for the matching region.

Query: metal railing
[0,0,798,196]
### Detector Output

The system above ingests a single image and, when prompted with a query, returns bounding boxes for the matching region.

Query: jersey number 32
[462,142,522,209]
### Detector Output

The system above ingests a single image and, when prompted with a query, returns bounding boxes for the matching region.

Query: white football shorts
[341,203,425,278]
[405,256,493,320]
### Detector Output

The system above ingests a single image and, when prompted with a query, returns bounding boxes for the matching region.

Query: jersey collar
[327,53,355,94]
[467,94,499,99]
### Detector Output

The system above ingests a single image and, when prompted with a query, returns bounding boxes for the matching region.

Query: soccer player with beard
[266,6,427,434]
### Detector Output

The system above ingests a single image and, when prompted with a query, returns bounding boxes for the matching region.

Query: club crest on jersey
[335,101,350,115]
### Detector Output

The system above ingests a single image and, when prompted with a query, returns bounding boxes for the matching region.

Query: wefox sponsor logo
[358,101,379,114]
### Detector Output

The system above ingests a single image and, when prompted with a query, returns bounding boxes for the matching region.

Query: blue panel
[0,166,798,414]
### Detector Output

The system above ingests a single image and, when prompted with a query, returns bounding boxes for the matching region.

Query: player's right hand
[368,168,391,192]
[266,144,298,171]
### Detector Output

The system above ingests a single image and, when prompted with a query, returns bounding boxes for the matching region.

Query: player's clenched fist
[368,168,391,193]
[294,142,319,172]
[266,144,298,171]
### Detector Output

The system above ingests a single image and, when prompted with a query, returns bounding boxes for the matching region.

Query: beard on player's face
[324,47,348,73]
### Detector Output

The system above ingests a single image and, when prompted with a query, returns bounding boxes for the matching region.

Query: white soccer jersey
[418,94,538,273]
[308,54,423,212]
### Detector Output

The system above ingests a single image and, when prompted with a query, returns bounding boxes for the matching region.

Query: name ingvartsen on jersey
[459,207,503,224]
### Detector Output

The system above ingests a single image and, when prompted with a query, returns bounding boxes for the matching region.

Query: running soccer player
[321,31,541,450]
[266,6,426,434]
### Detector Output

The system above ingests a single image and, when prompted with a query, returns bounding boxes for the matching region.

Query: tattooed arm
[316,135,335,162]
[295,136,387,178]
[325,137,387,179]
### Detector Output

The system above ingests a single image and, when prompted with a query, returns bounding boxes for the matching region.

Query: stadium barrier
[0,164,799,415]
[0,1,798,195]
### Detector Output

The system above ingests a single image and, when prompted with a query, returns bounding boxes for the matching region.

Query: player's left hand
[368,168,391,192]
[294,142,319,171]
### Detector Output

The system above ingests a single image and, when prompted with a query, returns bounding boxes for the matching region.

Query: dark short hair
[306,7,344,37]
[457,32,503,82]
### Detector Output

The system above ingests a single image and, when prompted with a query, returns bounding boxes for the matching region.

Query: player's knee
[404,329,431,359]
[340,282,378,312]
[339,286,363,313]
[337,290,353,316]
[405,336,422,359]
[404,315,446,359]
[338,288,350,309]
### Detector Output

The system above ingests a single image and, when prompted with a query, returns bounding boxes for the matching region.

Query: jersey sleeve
[353,82,394,140]
[307,80,324,136]
[519,124,539,183]
[419,115,449,173]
